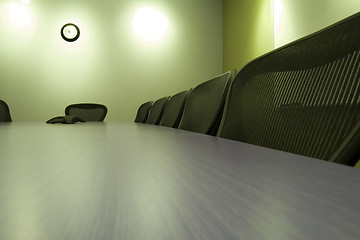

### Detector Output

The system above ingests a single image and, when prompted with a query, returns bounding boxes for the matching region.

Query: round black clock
[61,23,80,42]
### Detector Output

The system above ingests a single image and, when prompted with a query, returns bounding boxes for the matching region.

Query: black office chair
[178,70,236,135]
[218,12,360,166]
[160,90,190,128]
[65,103,108,121]
[0,100,12,122]
[135,101,153,123]
[146,96,169,125]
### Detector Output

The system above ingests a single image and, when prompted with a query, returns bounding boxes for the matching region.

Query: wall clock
[61,23,80,42]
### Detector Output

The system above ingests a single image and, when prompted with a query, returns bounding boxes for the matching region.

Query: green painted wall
[274,0,360,48]
[224,0,360,73]
[0,0,223,121]
[223,0,273,72]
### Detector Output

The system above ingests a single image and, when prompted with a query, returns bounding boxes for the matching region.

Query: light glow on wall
[4,1,34,32]
[273,0,284,47]
[132,7,169,44]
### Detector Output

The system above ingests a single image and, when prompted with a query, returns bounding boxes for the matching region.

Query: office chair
[146,96,169,125]
[65,103,108,121]
[135,101,153,123]
[218,12,360,166]
[160,90,190,128]
[178,70,236,135]
[0,100,12,122]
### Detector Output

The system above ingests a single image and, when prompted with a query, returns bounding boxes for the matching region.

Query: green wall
[223,0,360,72]
[0,0,223,121]
[274,0,360,48]
[5,0,359,121]
[223,0,273,72]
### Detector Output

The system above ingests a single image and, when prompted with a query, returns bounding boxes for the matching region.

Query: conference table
[0,122,359,240]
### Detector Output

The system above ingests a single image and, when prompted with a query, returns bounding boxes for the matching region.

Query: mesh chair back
[65,103,107,121]
[160,90,190,128]
[179,70,235,135]
[219,13,360,166]
[146,96,169,125]
[135,101,153,123]
[0,100,12,122]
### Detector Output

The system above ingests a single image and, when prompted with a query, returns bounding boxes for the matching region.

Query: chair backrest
[65,103,107,121]
[160,90,190,128]
[134,101,153,123]
[0,100,12,122]
[146,96,169,125]
[219,12,360,166]
[178,70,235,135]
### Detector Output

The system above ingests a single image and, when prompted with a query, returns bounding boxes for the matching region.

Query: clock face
[61,23,80,42]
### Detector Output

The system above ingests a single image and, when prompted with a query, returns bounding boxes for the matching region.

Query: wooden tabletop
[0,122,359,240]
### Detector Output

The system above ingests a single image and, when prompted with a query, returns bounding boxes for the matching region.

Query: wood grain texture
[0,122,360,240]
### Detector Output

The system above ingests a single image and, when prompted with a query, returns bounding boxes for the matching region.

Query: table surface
[0,122,360,240]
